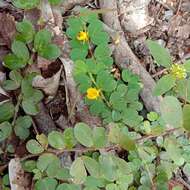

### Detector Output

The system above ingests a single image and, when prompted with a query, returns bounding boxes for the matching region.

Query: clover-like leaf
[153,74,176,96]
[14,115,32,140]
[26,139,44,154]
[0,122,12,142]
[82,156,101,178]
[34,29,52,51]
[74,123,93,147]
[48,0,62,5]
[16,19,35,43]
[70,157,87,184]
[37,153,61,177]
[11,40,29,61]
[48,131,65,149]
[63,128,76,149]
[93,127,107,148]
[0,102,14,123]
[35,178,58,190]
[39,44,61,60]
[160,96,183,128]
[13,0,40,9]
[146,40,172,68]
[183,104,190,131]
[4,54,26,70]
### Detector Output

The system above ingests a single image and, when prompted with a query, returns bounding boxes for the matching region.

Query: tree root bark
[99,0,162,113]
[61,0,92,14]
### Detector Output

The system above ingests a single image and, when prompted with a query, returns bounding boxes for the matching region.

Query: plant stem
[12,94,22,126]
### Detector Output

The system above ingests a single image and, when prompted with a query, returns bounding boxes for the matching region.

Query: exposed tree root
[100,0,162,113]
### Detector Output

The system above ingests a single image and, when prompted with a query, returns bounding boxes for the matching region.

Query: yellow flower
[170,64,187,79]
[86,87,100,100]
[77,31,89,42]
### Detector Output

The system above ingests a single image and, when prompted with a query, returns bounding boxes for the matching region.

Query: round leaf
[35,178,57,190]
[70,157,87,184]
[48,131,65,149]
[160,96,183,128]
[74,123,93,147]
[26,139,44,154]
[0,102,14,123]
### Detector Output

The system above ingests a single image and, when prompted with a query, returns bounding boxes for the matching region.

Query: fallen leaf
[37,56,52,70]
[32,65,63,97]
[0,12,16,47]
[9,158,31,190]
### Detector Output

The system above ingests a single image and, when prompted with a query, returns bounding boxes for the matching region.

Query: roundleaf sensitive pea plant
[1,6,190,190]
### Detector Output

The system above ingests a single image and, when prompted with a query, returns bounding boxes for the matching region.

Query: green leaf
[93,127,107,148]
[66,19,83,39]
[3,80,20,91]
[16,19,35,43]
[94,45,112,66]
[74,60,88,75]
[106,184,118,190]
[2,174,10,186]
[99,155,117,181]
[0,122,12,142]
[10,70,22,83]
[160,96,183,128]
[56,184,81,190]
[34,29,52,51]
[172,186,183,190]
[63,128,76,149]
[35,178,58,190]
[70,157,87,184]
[70,48,88,61]
[74,123,93,147]
[96,71,117,92]
[183,104,190,131]
[48,131,65,149]
[176,79,190,102]
[146,40,172,68]
[82,156,100,178]
[153,74,176,96]
[90,30,109,45]
[84,176,106,188]
[119,133,136,151]
[89,100,105,116]
[26,139,44,154]
[39,44,61,60]
[35,134,47,150]
[48,0,62,5]
[0,102,14,123]
[108,125,136,151]
[147,112,159,122]
[11,40,29,61]
[183,59,190,72]
[164,138,184,166]
[22,160,36,172]
[3,70,22,90]
[14,116,32,140]
[4,54,26,70]
[37,153,61,177]
[74,74,92,93]
[13,0,40,9]
[56,168,71,180]
[22,99,39,115]
[37,153,59,172]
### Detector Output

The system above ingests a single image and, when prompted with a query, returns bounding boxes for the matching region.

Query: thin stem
[12,94,22,126]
